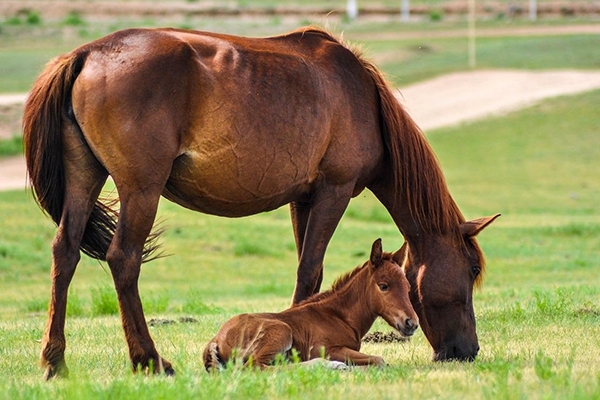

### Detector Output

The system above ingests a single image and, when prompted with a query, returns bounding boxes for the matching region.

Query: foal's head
[367,239,419,337]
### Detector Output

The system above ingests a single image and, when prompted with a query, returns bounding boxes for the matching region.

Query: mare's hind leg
[41,123,108,379]
[290,183,354,304]
[105,178,173,374]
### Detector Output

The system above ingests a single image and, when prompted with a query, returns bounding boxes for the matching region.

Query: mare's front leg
[328,347,386,367]
[105,185,173,375]
[289,202,323,296]
[290,183,354,304]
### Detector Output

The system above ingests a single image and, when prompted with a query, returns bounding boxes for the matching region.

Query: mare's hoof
[164,365,176,376]
[134,357,175,376]
[43,363,69,380]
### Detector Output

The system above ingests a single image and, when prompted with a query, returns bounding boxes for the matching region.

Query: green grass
[431,89,600,216]
[0,136,22,157]
[364,33,600,85]
[1,82,600,397]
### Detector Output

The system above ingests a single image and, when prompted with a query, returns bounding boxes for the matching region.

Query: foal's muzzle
[397,318,419,337]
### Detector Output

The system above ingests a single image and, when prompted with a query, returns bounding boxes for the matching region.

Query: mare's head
[396,214,500,362]
[367,239,418,337]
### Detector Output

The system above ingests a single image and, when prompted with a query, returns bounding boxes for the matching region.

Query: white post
[468,0,476,68]
[529,0,537,21]
[401,0,410,23]
[347,0,358,20]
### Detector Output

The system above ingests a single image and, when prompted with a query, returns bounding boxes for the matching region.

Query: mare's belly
[162,151,312,217]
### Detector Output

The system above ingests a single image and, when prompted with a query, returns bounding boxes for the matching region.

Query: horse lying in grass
[203,239,418,370]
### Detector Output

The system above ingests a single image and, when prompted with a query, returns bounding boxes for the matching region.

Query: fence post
[529,0,537,21]
[468,0,476,68]
[347,0,358,20]
[401,0,410,22]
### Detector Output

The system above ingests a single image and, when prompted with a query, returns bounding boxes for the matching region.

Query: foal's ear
[370,238,383,266]
[460,213,501,237]
[392,242,408,266]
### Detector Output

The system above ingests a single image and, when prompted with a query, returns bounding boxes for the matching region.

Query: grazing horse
[22,26,499,378]
[203,239,418,370]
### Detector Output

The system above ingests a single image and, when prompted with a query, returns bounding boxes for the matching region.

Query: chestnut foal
[203,239,418,370]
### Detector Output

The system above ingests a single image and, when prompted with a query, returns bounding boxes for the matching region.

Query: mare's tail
[358,57,464,233]
[203,341,223,372]
[22,51,160,261]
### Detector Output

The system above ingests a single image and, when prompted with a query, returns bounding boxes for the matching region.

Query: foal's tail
[202,341,223,372]
[22,51,159,261]
[358,58,464,234]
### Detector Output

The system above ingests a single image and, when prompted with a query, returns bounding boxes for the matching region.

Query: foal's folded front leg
[327,347,386,367]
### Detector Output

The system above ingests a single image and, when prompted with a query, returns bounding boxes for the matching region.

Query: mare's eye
[471,266,481,278]
[378,283,389,291]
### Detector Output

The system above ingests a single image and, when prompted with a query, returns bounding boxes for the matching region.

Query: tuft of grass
[181,290,224,315]
[4,16,22,26]
[429,9,443,21]
[534,350,556,381]
[67,290,85,317]
[24,298,46,314]
[91,286,119,316]
[0,136,23,157]
[142,292,170,314]
[62,11,86,26]
[25,10,41,25]
[533,288,573,318]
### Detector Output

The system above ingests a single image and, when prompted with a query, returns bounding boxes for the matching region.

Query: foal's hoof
[301,358,350,370]
[326,361,350,370]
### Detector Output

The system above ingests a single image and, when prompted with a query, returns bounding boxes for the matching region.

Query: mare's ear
[392,242,408,266]
[370,238,383,266]
[460,213,501,237]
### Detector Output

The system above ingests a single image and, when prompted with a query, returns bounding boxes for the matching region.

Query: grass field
[1,6,599,398]
[1,86,599,397]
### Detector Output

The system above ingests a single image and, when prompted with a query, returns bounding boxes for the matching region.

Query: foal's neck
[317,269,378,338]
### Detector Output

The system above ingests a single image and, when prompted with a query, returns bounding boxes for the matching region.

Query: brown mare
[203,239,418,370]
[23,26,499,378]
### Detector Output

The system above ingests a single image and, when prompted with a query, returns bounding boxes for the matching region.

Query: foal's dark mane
[297,252,396,306]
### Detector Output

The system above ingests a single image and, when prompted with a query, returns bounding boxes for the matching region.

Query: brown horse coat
[203,239,418,370]
[23,26,499,378]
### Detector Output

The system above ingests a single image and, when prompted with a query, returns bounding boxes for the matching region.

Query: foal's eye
[378,283,389,291]
[471,266,481,278]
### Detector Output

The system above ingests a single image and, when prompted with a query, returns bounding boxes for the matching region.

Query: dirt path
[2,68,600,192]
[398,69,600,131]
